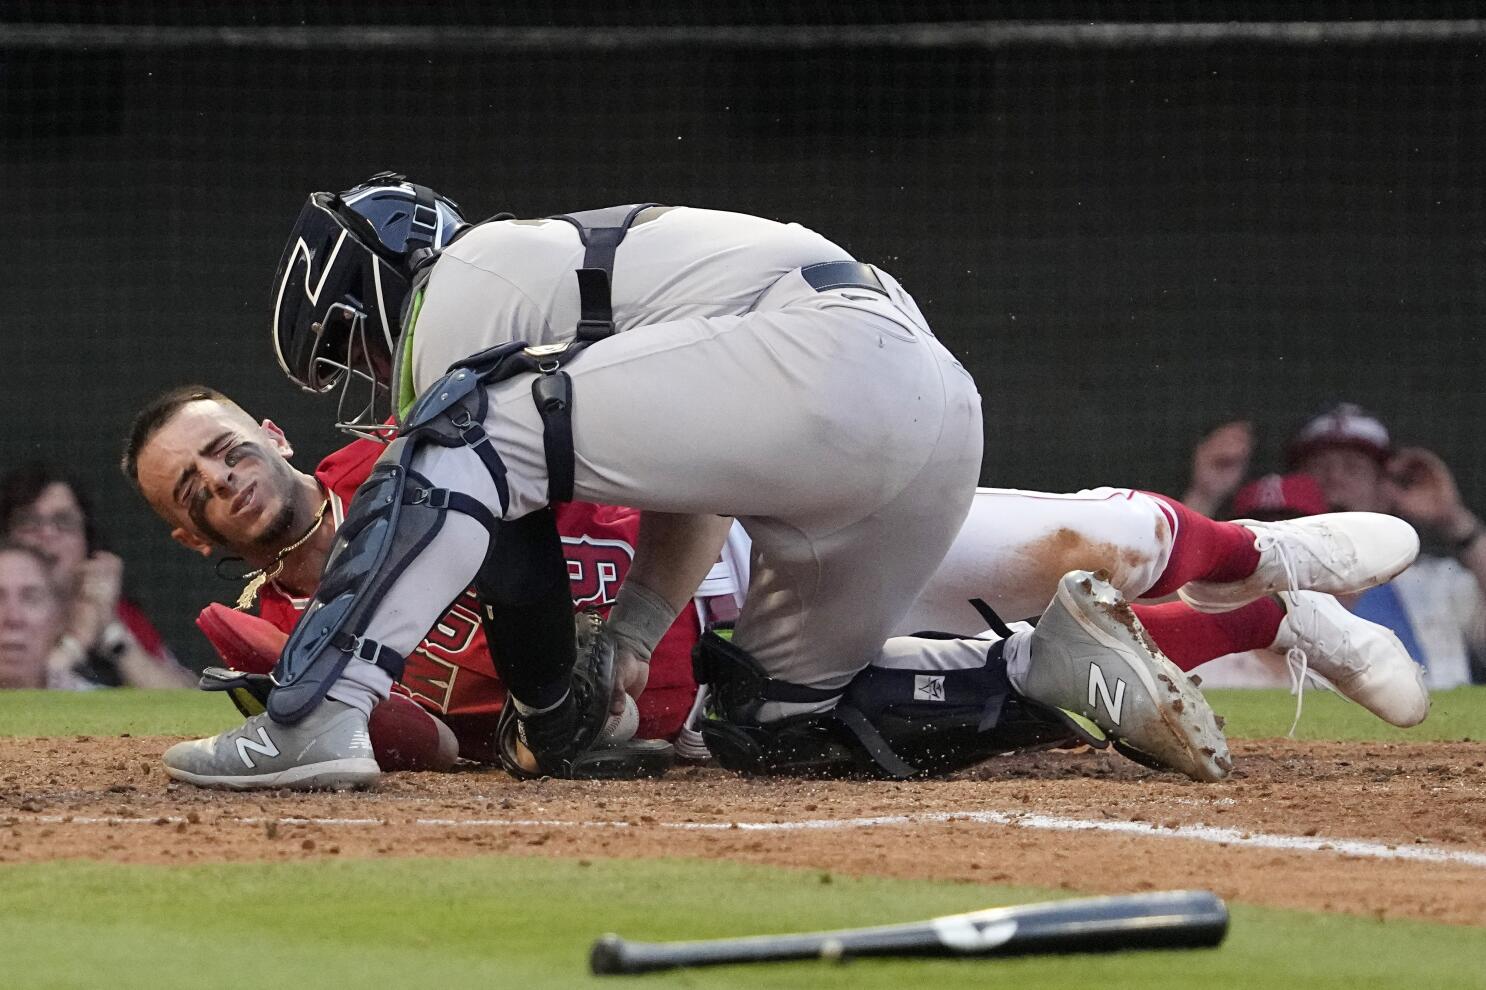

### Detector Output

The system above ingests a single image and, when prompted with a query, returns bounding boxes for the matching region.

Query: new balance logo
[235,726,281,768]
[1087,663,1126,725]
[913,675,946,702]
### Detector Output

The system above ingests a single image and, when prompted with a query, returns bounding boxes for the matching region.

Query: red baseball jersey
[257,438,701,742]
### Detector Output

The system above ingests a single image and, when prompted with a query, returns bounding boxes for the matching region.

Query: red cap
[1285,403,1391,469]
[1231,473,1329,520]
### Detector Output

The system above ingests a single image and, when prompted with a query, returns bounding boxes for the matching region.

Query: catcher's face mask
[270,175,465,440]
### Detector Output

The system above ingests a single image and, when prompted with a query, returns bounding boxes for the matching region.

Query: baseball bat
[589,889,1227,975]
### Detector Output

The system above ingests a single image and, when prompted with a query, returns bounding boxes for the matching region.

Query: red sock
[1139,492,1263,599]
[1131,598,1286,671]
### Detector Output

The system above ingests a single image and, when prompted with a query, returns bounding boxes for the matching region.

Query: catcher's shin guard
[269,369,506,724]
[691,633,919,779]
[495,611,674,779]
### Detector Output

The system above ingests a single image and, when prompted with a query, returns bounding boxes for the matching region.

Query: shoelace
[1280,600,1354,738]
[1253,530,1302,596]
[1261,524,1331,734]
[1282,646,1310,738]
[1253,521,1352,595]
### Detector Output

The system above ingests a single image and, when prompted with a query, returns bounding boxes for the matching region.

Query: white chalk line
[19,807,1486,870]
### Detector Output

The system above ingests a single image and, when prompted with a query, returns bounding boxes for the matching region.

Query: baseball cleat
[1021,570,1232,782]
[162,700,380,791]
[1271,591,1429,729]
[1178,512,1419,613]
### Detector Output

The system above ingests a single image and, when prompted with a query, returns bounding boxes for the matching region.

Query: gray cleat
[162,700,380,791]
[1021,570,1233,782]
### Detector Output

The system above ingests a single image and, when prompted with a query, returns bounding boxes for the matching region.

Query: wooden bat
[589,889,1227,975]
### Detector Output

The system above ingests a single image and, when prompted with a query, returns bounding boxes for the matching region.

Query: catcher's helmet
[271,172,464,434]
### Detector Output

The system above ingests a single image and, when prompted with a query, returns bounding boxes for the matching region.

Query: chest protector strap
[517,203,661,503]
[552,203,661,342]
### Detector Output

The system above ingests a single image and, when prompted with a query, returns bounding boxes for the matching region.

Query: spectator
[0,542,71,689]
[0,464,191,688]
[1229,472,1329,522]
[1181,420,1255,518]
[1286,404,1483,688]
[1183,407,1482,688]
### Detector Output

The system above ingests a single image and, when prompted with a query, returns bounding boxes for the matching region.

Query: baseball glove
[496,610,674,779]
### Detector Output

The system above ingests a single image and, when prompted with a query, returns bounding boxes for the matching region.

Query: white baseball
[599,692,640,743]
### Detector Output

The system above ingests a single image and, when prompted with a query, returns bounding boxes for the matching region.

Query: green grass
[3,686,1483,742]
[2,690,1483,986]
[2,857,1482,990]
[1205,686,1486,742]
[0,688,236,737]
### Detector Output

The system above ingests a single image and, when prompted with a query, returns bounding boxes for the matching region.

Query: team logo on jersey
[401,652,459,714]
[563,534,635,608]
[235,726,281,768]
[913,675,947,702]
[1087,663,1127,725]
[423,591,483,657]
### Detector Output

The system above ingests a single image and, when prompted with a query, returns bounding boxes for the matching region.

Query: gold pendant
[236,572,269,611]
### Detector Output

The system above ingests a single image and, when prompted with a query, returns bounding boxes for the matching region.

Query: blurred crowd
[1,400,1479,692]
[1182,403,1484,689]
[0,464,191,690]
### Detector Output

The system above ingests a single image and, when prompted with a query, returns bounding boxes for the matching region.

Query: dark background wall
[3,4,1483,663]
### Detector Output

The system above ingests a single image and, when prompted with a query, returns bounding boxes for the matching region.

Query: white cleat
[1272,591,1430,729]
[1178,512,1419,613]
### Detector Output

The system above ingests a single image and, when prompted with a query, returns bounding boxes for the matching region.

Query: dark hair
[0,539,61,592]
[120,384,238,484]
[0,463,103,555]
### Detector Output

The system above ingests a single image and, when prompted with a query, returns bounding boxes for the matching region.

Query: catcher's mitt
[496,610,673,779]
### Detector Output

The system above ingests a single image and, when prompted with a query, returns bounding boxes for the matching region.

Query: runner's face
[135,401,303,557]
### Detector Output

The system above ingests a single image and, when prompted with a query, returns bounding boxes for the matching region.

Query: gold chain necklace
[234,498,331,610]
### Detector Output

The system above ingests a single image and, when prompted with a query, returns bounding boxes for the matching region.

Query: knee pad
[691,631,842,724]
[690,632,918,780]
[700,714,862,778]
[268,434,501,724]
[472,508,581,708]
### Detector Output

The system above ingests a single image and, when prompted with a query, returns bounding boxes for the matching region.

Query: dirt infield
[3,736,1484,926]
